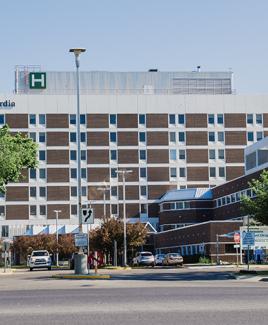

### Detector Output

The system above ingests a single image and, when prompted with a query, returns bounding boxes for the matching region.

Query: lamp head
[69,48,86,56]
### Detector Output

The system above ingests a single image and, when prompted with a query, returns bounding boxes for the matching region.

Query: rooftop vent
[148,69,158,72]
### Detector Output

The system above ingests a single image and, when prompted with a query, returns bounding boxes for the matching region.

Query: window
[29,114,36,125]
[39,132,46,143]
[179,168,186,177]
[80,114,86,124]
[30,169,36,179]
[29,132,36,142]
[39,169,46,179]
[30,187,36,197]
[1,225,9,238]
[110,132,117,143]
[170,149,177,160]
[110,114,117,125]
[208,114,214,124]
[0,206,5,216]
[111,186,117,197]
[110,150,117,161]
[70,150,77,160]
[139,114,145,125]
[40,205,46,216]
[81,168,87,179]
[176,202,183,209]
[39,114,46,125]
[256,114,262,125]
[179,150,185,160]
[71,187,77,196]
[140,204,147,214]
[139,132,146,143]
[178,132,185,142]
[111,204,118,215]
[140,186,147,197]
[81,187,87,196]
[218,132,224,143]
[247,132,254,142]
[209,167,216,177]
[39,187,46,198]
[111,168,117,178]
[0,115,5,124]
[170,167,177,178]
[140,150,146,161]
[71,168,77,179]
[169,132,176,143]
[81,150,86,160]
[217,114,224,124]
[218,149,225,160]
[70,114,76,125]
[71,205,77,215]
[219,167,225,178]
[39,151,46,161]
[178,114,185,125]
[81,132,86,142]
[257,132,263,141]
[209,132,215,142]
[247,114,253,124]
[209,149,216,160]
[70,133,76,142]
[169,114,175,125]
[140,168,147,178]
[30,206,37,216]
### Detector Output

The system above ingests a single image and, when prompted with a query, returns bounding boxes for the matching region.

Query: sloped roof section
[158,188,212,203]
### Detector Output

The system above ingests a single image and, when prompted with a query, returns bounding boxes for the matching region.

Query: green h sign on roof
[29,72,46,89]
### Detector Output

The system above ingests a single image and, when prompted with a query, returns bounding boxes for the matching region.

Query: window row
[169,149,225,161]
[216,188,254,208]
[160,200,191,211]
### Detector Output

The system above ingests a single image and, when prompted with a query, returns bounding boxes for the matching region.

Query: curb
[52,274,111,280]
[103,266,132,270]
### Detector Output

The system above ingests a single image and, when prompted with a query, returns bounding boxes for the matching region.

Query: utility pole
[97,186,109,220]
[116,169,132,267]
[54,209,61,267]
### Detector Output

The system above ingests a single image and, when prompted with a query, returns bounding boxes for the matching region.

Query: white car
[28,250,52,271]
[154,254,166,266]
[132,251,155,267]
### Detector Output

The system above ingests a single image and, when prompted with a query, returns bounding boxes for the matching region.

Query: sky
[1,0,268,93]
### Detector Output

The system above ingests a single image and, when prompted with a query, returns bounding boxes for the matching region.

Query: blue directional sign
[242,231,255,246]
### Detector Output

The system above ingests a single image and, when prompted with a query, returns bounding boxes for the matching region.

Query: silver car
[163,253,183,267]
[154,254,166,266]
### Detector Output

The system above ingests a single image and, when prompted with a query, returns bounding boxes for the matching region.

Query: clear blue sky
[1,0,268,93]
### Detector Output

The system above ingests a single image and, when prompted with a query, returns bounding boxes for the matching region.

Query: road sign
[75,234,88,247]
[82,208,94,224]
[234,232,240,243]
[242,231,255,246]
[234,244,240,248]
[29,72,46,89]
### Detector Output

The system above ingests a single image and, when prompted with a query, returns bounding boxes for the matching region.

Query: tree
[89,219,148,259]
[241,170,268,225]
[0,125,38,193]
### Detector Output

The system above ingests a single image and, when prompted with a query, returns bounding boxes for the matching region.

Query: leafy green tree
[241,170,268,225]
[0,125,38,193]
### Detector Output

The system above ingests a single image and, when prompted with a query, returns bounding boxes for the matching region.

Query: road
[0,267,267,325]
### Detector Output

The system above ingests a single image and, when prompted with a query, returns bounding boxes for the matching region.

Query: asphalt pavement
[0,267,267,325]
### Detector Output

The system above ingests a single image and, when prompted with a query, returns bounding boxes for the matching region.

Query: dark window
[217,114,224,124]
[256,114,263,125]
[209,149,216,160]
[210,167,216,177]
[140,150,146,161]
[30,206,36,216]
[71,168,77,179]
[139,132,146,142]
[178,132,185,142]
[140,167,146,178]
[111,168,117,178]
[140,186,147,197]
[110,150,117,161]
[39,151,46,161]
[71,187,77,196]
[247,114,253,124]
[39,169,46,179]
[81,168,87,179]
[209,132,215,142]
[110,114,117,125]
[208,114,214,124]
[170,168,177,178]
[0,115,5,124]
[30,114,36,125]
[139,114,145,125]
[81,150,86,160]
[247,132,254,142]
[219,167,225,178]
[70,133,76,142]
[40,205,46,216]
[169,132,176,143]
[70,150,77,160]
[179,168,186,177]
[39,187,46,198]
[1,225,9,237]
[111,204,118,215]
[39,132,46,143]
[30,132,36,142]
[71,205,77,215]
[39,114,46,125]
[30,169,36,179]
[81,132,86,142]
[80,114,86,124]
[218,132,224,142]
[110,132,117,143]
[140,204,147,213]
[169,114,175,125]
[70,114,76,125]
[81,187,87,196]
[111,186,117,197]
[178,114,185,124]
[179,150,185,160]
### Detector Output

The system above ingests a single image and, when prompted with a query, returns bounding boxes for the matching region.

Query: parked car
[28,250,52,271]
[163,253,183,267]
[132,251,155,267]
[154,254,166,266]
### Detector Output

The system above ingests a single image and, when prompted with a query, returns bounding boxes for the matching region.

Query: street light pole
[116,169,132,267]
[69,48,86,233]
[69,47,88,275]
[54,209,61,267]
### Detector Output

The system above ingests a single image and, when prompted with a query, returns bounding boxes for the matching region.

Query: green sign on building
[29,72,46,89]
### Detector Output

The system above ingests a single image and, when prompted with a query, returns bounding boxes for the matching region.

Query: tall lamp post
[116,169,132,267]
[69,47,87,274]
[54,210,61,267]
[97,186,110,220]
